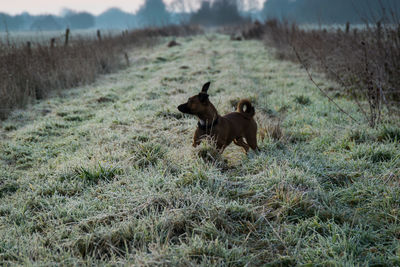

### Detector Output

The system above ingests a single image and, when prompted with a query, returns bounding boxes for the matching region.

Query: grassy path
[0,35,399,265]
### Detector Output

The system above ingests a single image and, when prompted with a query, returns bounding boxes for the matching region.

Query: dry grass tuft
[194,138,224,163]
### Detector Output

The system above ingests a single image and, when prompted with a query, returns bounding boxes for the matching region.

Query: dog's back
[221,99,258,150]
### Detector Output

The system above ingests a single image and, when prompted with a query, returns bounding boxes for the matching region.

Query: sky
[1,0,264,16]
[0,0,162,15]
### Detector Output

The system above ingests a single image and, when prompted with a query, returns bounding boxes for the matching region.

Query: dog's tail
[237,99,255,117]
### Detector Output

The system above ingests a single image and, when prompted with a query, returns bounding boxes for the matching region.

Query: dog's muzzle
[177,103,192,114]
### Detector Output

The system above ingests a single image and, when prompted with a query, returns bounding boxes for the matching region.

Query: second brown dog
[177,82,258,153]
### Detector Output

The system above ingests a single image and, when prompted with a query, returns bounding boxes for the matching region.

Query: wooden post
[26,41,31,55]
[50,38,55,48]
[97,29,102,42]
[124,52,130,66]
[65,28,70,46]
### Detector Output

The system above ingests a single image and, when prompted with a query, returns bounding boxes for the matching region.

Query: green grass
[0,34,399,265]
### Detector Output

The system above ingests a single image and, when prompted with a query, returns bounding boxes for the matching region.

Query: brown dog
[177,82,258,153]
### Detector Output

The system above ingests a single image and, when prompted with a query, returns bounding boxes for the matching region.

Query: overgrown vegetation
[243,19,400,127]
[0,25,201,119]
[0,35,399,265]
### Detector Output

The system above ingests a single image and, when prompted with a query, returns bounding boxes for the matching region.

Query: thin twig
[292,45,359,124]
[302,36,369,121]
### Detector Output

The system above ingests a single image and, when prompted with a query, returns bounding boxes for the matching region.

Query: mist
[1,0,400,31]
[261,0,400,24]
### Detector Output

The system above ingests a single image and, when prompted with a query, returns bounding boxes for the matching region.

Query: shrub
[0,25,202,120]
[244,18,400,127]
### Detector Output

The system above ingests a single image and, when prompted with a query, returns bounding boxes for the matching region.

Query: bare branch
[291,45,360,124]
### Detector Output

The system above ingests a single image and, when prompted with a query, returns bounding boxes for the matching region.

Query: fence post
[26,41,31,55]
[97,29,102,42]
[65,28,70,46]
[124,52,130,66]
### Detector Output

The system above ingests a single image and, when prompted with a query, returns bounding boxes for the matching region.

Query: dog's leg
[245,134,258,151]
[234,137,250,153]
[193,137,202,147]
[193,129,202,147]
[193,140,200,147]
[218,145,227,154]
[215,140,228,153]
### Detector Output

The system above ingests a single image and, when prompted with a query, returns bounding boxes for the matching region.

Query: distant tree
[0,13,24,31]
[66,12,95,29]
[261,0,294,20]
[190,1,212,26]
[17,12,35,31]
[96,8,138,29]
[261,0,400,24]
[214,0,246,25]
[290,0,356,23]
[190,0,247,26]
[30,15,62,31]
[137,0,171,27]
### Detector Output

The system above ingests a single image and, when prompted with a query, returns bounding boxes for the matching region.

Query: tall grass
[243,19,400,127]
[0,25,201,120]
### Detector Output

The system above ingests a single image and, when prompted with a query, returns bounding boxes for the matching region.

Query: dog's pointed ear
[198,93,209,103]
[201,82,211,93]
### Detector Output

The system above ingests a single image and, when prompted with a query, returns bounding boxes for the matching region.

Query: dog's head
[177,82,211,115]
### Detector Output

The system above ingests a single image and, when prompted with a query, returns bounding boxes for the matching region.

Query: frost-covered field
[0,35,399,265]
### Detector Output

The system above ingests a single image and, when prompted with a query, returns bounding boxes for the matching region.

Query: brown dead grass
[0,25,202,120]
[242,19,400,126]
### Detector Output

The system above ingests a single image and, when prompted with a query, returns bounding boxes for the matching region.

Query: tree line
[262,0,400,24]
[1,0,399,31]
[0,0,174,31]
